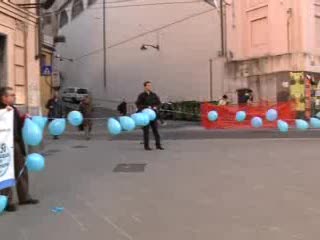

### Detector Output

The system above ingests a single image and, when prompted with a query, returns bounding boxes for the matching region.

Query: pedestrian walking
[117,99,127,116]
[136,81,164,151]
[45,91,64,139]
[79,96,93,140]
[0,87,39,212]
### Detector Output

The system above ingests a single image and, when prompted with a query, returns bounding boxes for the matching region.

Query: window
[77,89,88,94]
[88,0,97,7]
[59,10,69,28]
[72,0,84,19]
[0,35,7,87]
[40,54,46,70]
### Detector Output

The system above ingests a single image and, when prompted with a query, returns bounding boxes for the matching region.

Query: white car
[62,87,89,103]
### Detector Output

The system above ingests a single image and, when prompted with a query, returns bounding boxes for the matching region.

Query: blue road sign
[41,65,52,76]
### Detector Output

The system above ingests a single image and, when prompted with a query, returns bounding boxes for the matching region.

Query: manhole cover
[72,145,88,149]
[113,164,146,173]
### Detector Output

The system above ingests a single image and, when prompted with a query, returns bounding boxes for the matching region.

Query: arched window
[59,10,69,28]
[88,0,98,7]
[72,0,84,19]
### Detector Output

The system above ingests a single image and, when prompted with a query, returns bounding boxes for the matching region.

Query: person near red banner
[0,87,39,212]
[218,95,229,106]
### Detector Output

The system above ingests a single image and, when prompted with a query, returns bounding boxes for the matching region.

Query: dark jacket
[135,91,161,112]
[0,102,26,156]
[117,101,127,116]
[46,98,64,119]
[79,101,93,119]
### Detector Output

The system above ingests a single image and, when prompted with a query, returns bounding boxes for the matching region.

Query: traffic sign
[41,65,52,76]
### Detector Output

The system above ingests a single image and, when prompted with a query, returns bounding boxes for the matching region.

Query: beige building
[0,0,41,114]
[225,0,320,115]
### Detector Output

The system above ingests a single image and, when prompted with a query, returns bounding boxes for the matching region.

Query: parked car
[62,87,89,103]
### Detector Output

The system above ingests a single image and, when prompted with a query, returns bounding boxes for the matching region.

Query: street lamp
[140,44,160,51]
[54,54,74,62]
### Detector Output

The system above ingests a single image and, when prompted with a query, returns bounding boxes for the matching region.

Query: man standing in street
[0,87,39,212]
[136,81,164,151]
[46,91,64,139]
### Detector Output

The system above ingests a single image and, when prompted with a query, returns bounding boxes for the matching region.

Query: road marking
[64,208,88,232]
[131,215,142,223]
[103,215,133,240]
[76,195,133,240]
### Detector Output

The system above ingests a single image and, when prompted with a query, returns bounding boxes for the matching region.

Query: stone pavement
[1,137,320,239]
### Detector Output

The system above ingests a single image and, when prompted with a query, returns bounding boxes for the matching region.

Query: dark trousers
[0,142,30,204]
[143,120,161,148]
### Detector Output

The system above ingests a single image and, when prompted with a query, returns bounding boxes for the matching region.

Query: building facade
[225,0,320,115]
[0,0,41,114]
[42,0,226,109]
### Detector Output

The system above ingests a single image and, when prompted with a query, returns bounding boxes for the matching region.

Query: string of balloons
[1,107,320,213]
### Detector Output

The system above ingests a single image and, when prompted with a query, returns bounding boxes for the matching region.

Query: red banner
[201,102,296,129]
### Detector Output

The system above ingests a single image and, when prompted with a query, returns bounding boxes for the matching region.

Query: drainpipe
[220,0,225,56]
[287,8,292,53]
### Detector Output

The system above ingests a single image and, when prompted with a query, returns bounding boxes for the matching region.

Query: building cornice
[0,1,38,25]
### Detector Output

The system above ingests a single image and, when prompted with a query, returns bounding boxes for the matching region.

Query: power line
[74,8,214,61]
[41,0,203,16]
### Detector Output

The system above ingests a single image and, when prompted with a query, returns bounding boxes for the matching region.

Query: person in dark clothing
[0,87,39,212]
[136,81,164,151]
[46,91,64,139]
[117,99,127,116]
[79,96,94,140]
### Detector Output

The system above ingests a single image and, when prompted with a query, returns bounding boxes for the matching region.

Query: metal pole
[103,0,107,89]
[209,59,213,101]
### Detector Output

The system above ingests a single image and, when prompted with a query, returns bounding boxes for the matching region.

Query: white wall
[55,0,224,108]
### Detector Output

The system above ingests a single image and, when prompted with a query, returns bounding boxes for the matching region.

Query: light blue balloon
[295,119,309,131]
[208,111,218,122]
[140,113,150,126]
[119,116,136,131]
[131,113,145,126]
[67,111,83,127]
[26,153,45,172]
[236,111,246,122]
[266,109,278,122]
[277,120,289,133]
[32,116,48,130]
[251,117,263,128]
[108,118,122,135]
[142,108,157,121]
[310,117,320,128]
[0,195,8,214]
[48,119,66,136]
[22,118,43,146]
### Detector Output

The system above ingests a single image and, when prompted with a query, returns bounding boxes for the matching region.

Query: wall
[40,48,53,114]
[223,0,320,103]
[49,0,225,108]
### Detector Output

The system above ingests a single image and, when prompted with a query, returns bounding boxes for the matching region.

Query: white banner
[0,109,15,190]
